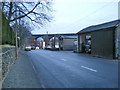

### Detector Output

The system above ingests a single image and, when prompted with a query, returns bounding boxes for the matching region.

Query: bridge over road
[32,33,77,48]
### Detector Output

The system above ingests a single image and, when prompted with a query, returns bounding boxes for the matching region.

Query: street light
[17,37,20,40]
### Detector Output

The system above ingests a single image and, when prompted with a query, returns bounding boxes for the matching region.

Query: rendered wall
[63,39,77,50]
[116,24,120,59]
[91,28,115,59]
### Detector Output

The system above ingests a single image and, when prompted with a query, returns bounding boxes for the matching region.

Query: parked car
[24,45,31,51]
[35,46,40,50]
[46,45,52,49]
[31,46,35,50]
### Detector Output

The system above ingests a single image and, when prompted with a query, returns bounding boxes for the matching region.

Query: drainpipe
[77,34,80,53]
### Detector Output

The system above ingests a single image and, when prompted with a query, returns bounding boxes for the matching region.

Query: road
[25,49,118,88]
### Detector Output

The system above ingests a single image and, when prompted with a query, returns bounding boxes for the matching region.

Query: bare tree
[12,19,33,45]
[2,1,53,27]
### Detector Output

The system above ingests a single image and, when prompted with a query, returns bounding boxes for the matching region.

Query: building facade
[59,36,77,51]
[77,19,120,59]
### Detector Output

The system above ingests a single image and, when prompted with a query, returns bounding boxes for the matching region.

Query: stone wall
[2,46,16,82]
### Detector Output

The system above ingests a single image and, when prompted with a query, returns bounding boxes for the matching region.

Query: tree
[2,10,16,45]
[12,20,33,46]
[2,1,53,27]
[2,1,53,46]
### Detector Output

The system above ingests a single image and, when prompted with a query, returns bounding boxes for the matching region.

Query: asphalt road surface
[25,49,118,88]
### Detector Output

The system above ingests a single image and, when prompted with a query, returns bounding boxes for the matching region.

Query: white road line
[81,66,97,72]
[30,60,46,88]
[41,84,45,88]
[30,60,37,73]
[61,59,67,61]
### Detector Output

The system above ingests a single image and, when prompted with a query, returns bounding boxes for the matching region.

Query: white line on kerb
[61,59,67,61]
[81,66,97,72]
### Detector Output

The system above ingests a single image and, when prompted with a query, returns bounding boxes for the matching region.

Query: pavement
[2,51,41,88]
[2,49,119,88]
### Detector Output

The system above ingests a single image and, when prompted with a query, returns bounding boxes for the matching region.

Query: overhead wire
[58,0,119,33]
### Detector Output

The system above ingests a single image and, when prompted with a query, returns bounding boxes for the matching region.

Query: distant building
[59,36,77,51]
[77,19,120,59]
[45,35,77,51]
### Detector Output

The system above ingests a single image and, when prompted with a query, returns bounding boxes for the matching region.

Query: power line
[59,0,118,32]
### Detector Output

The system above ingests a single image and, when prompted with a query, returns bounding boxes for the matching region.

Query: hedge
[2,12,15,45]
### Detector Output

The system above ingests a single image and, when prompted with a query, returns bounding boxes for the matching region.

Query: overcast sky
[32,0,119,34]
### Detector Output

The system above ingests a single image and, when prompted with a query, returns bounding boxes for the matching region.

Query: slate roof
[77,19,120,34]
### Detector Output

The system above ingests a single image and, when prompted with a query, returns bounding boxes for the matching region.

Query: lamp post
[15,8,19,59]
[15,26,18,58]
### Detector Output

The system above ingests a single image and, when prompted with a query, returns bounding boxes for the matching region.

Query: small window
[86,35,91,40]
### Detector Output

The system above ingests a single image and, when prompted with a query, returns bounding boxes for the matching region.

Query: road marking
[61,59,67,61]
[30,60,37,73]
[41,84,45,88]
[81,66,97,72]
[30,60,46,88]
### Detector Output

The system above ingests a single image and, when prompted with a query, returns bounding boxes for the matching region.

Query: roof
[77,19,120,34]
[60,36,77,39]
